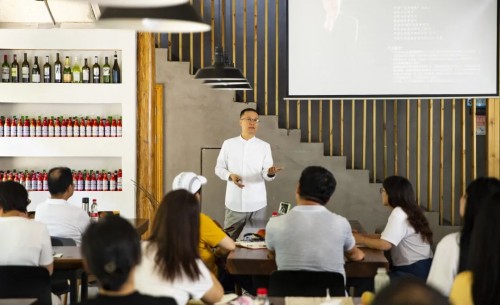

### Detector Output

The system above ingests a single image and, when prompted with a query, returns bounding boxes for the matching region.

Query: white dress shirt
[215,135,275,212]
[35,198,90,246]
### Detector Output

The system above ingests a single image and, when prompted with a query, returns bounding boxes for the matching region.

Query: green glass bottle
[72,57,81,83]
[10,54,19,83]
[102,56,111,83]
[82,58,90,83]
[31,56,41,83]
[63,56,72,83]
[1,54,9,82]
[21,53,30,83]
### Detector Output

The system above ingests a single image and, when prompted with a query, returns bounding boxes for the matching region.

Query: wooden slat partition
[308,100,312,142]
[461,101,466,197]
[427,101,433,211]
[439,100,444,224]
[393,101,398,175]
[362,100,367,170]
[351,100,355,169]
[406,99,410,179]
[451,99,456,225]
[373,100,377,182]
[264,0,269,114]
[487,98,500,178]
[471,99,477,180]
[340,100,344,156]
[416,99,421,205]
[383,100,387,179]
[329,100,333,156]
[274,0,279,115]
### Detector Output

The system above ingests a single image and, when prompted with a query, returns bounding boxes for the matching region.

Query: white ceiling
[0,0,100,28]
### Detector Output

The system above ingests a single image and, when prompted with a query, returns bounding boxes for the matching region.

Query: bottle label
[32,74,40,83]
[103,67,110,76]
[11,68,17,77]
[44,67,50,76]
[83,70,89,81]
[55,66,61,81]
[23,126,29,137]
[63,73,71,83]
[22,67,29,76]
[73,72,80,82]
[1,67,8,80]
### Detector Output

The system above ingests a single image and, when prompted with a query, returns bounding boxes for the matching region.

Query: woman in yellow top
[450,192,500,305]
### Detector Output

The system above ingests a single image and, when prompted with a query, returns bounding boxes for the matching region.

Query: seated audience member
[449,192,500,305]
[172,172,236,276]
[78,215,176,305]
[135,190,224,305]
[35,167,90,245]
[0,181,61,305]
[265,166,365,282]
[372,277,450,305]
[354,176,433,280]
[427,177,500,295]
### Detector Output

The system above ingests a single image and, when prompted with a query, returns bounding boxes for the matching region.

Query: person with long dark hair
[135,190,224,305]
[427,177,500,295]
[78,216,176,305]
[354,176,433,279]
[450,192,500,305]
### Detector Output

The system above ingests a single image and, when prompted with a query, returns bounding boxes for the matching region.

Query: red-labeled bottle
[104,118,111,137]
[61,119,67,137]
[96,172,103,191]
[67,118,73,137]
[17,117,22,137]
[92,119,98,137]
[85,172,91,191]
[102,172,109,191]
[110,119,117,137]
[4,118,10,137]
[117,169,122,191]
[30,118,36,137]
[77,171,84,191]
[11,118,17,137]
[23,117,29,137]
[54,118,61,137]
[110,173,116,191]
[79,117,86,137]
[42,117,48,137]
[35,117,42,137]
[37,173,43,191]
[73,118,80,137]
[43,172,48,191]
[47,118,54,137]
[98,119,105,137]
[117,118,122,137]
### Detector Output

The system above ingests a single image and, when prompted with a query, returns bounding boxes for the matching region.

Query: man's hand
[267,166,283,177]
[229,174,245,188]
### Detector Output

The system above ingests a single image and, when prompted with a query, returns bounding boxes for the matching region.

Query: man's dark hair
[48,167,73,195]
[81,215,141,291]
[372,278,450,305]
[239,108,258,117]
[298,166,336,205]
[0,181,30,213]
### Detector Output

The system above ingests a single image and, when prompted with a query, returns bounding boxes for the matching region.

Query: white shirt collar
[46,198,68,205]
[239,135,256,142]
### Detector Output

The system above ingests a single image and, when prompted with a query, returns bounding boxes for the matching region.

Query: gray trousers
[224,207,267,240]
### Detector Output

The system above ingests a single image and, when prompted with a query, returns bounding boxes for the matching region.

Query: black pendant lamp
[97,3,210,33]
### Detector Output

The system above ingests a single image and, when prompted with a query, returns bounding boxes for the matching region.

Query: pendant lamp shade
[211,83,253,90]
[97,4,211,33]
[84,0,188,7]
[195,46,248,82]
[203,80,250,85]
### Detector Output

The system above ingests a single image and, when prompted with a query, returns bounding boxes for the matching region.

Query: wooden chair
[268,270,346,297]
[0,266,53,305]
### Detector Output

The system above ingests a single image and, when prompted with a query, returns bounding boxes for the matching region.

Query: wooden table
[226,219,388,279]
[53,218,149,304]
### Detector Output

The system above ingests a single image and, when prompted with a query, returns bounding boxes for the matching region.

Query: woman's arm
[201,272,224,304]
[354,233,393,251]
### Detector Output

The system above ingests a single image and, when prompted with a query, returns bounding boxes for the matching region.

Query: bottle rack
[0,29,137,217]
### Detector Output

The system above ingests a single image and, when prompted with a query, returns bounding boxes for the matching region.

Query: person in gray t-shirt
[266,166,364,281]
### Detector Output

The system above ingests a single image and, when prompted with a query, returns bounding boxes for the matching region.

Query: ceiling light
[195,45,248,81]
[211,83,253,91]
[202,80,250,85]
[97,4,210,33]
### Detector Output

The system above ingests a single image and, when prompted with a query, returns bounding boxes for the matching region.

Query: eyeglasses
[240,118,260,123]
[379,188,386,194]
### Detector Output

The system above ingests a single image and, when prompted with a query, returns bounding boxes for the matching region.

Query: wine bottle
[43,55,51,83]
[63,56,72,83]
[31,56,41,83]
[72,57,81,83]
[82,58,90,83]
[102,56,111,83]
[10,55,19,83]
[54,53,62,83]
[112,51,121,83]
[1,54,9,83]
[92,56,100,83]
[21,53,30,83]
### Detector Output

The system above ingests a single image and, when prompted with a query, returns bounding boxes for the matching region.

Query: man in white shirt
[215,108,282,238]
[35,167,90,246]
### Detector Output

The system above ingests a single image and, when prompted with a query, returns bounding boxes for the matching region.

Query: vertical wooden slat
[178,34,183,61]
[211,0,215,62]
[406,99,410,179]
[383,100,387,179]
[275,0,279,115]
[264,0,269,114]
[416,99,421,205]
[427,100,433,211]
[451,99,456,225]
[308,100,312,143]
[156,33,161,48]
[189,0,193,73]
[319,100,323,143]
[297,100,301,130]
[461,100,466,198]
[221,0,226,48]
[362,99,366,169]
[439,99,445,224]
[232,0,236,66]
[351,100,355,169]
[200,0,204,68]
[471,99,477,180]
[253,0,258,103]
[393,100,398,175]
[286,100,290,130]
[154,84,164,205]
[487,98,500,178]
[340,100,344,156]
[329,99,333,156]
[373,100,377,183]
[167,33,172,61]
[243,0,247,101]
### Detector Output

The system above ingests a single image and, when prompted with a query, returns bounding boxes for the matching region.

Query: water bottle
[374,267,390,293]
[254,287,270,305]
[82,197,89,213]
[90,199,99,222]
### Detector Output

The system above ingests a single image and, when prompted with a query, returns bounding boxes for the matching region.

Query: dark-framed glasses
[241,118,260,123]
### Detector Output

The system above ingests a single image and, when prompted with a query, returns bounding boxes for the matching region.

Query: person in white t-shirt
[0,181,61,305]
[135,190,224,305]
[354,176,433,280]
[215,108,282,238]
[34,167,90,246]
[427,177,500,296]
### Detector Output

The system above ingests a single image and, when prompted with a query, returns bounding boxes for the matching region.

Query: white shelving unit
[0,29,137,217]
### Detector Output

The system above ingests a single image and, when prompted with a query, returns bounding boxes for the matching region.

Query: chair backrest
[50,236,77,246]
[0,266,52,305]
[268,270,346,297]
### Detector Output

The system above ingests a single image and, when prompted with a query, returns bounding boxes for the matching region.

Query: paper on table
[235,241,267,249]
[285,297,354,305]
[53,253,63,258]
